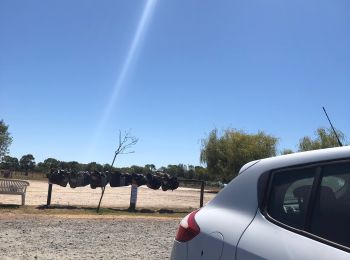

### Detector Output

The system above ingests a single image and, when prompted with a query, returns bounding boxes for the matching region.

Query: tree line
[0,155,209,181]
[200,127,346,182]
[0,119,347,183]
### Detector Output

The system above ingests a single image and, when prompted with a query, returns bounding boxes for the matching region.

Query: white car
[171,146,350,260]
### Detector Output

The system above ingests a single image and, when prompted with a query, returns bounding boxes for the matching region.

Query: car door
[236,160,350,260]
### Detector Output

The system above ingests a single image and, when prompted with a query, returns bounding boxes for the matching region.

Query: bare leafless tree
[97,130,138,212]
[109,130,138,168]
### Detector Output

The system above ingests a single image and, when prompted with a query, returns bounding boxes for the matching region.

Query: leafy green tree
[59,161,69,169]
[119,167,131,173]
[43,158,60,172]
[194,166,209,181]
[130,165,144,174]
[185,165,195,179]
[165,165,178,176]
[19,154,35,176]
[85,162,103,172]
[157,166,167,173]
[36,162,46,173]
[58,160,82,171]
[164,164,186,177]
[0,120,13,160]
[103,164,112,171]
[200,128,278,182]
[298,127,346,152]
[0,155,19,171]
[68,161,83,171]
[144,164,156,173]
[281,149,294,155]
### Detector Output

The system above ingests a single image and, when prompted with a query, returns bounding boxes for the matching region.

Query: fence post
[128,183,138,212]
[200,181,205,208]
[47,183,53,206]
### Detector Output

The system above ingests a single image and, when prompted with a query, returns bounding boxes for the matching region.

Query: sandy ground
[0,180,217,259]
[0,214,179,259]
[0,180,216,209]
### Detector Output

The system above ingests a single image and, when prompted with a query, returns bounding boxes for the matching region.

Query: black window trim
[261,158,350,253]
[304,166,322,232]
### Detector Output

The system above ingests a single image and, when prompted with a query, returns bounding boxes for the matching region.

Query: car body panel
[237,211,350,260]
[171,240,187,260]
[171,147,350,260]
[190,207,255,260]
[186,231,224,260]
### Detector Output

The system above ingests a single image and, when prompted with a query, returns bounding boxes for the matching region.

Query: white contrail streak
[86,0,158,161]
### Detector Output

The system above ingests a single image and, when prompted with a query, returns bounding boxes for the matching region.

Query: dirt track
[0,214,179,259]
[0,180,216,259]
[0,180,215,209]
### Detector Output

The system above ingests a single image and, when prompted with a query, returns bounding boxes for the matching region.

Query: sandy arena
[0,180,217,259]
[0,180,215,209]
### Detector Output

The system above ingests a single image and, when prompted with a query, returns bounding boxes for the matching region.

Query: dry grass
[0,204,189,220]
[0,180,216,210]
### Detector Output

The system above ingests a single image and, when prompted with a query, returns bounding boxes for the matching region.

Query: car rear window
[265,160,350,251]
[267,167,316,229]
[310,162,350,248]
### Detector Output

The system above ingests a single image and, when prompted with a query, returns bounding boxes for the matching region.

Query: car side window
[310,162,350,248]
[267,168,316,229]
[320,175,345,193]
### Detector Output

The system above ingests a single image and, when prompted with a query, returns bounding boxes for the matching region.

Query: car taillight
[175,209,200,242]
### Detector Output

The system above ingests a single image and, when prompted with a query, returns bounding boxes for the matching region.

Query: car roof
[250,146,350,173]
[208,146,350,216]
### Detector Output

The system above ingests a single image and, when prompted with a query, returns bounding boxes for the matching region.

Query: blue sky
[1,0,350,168]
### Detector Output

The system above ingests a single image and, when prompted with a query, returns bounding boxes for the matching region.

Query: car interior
[268,168,350,248]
